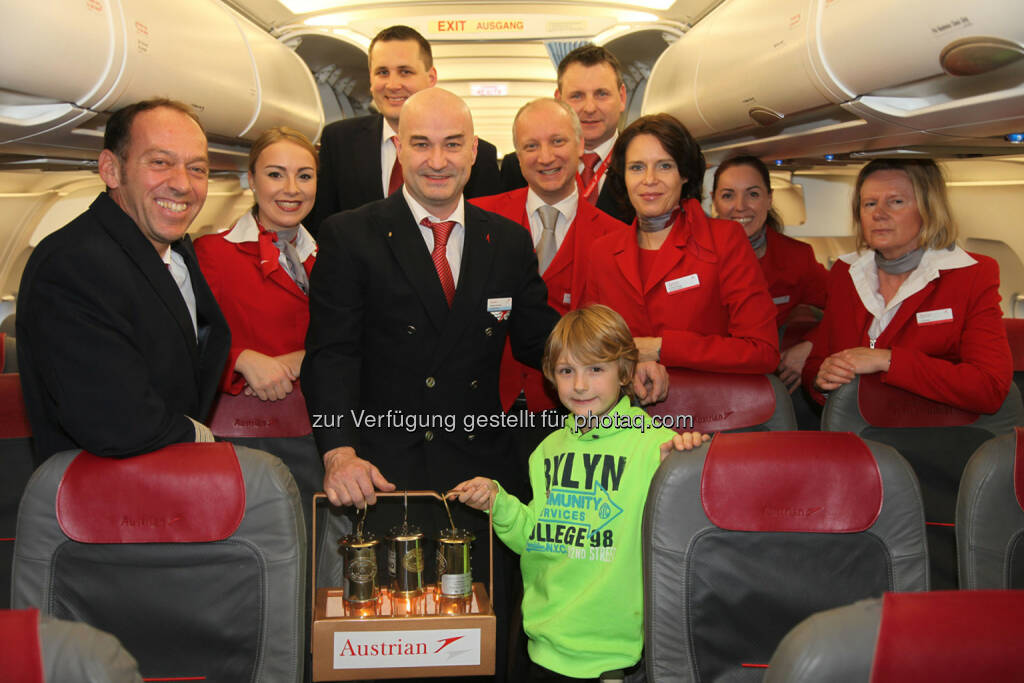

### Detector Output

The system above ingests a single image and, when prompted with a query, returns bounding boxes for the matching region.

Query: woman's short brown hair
[247,126,318,175]
[852,158,957,251]
[542,304,638,401]
[606,113,705,216]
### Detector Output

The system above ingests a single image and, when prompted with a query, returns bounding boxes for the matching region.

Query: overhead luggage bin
[643,0,1024,162]
[0,0,322,168]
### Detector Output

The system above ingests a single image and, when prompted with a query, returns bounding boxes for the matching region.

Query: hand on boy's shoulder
[659,431,711,462]
[448,477,499,511]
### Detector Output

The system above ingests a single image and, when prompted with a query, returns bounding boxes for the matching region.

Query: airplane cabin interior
[2,0,1024,680]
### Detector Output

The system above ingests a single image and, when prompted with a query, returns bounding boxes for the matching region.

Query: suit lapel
[435,205,496,363]
[357,116,386,203]
[545,210,577,282]
[177,236,231,415]
[249,237,308,303]
[96,196,199,363]
[382,195,450,330]
[611,230,645,300]
[644,218,691,295]
[877,280,939,346]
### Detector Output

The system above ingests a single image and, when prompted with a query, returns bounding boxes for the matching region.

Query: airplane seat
[765,591,1024,682]
[207,384,346,587]
[10,442,305,683]
[2,332,15,373]
[821,375,1024,589]
[955,426,1024,589]
[1002,318,1024,396]
[0,373,34,610]
[0,607,143,683]
[0,313,14,338]
[642,431,928,682]
[778,314,825,432]
[646,369,796,433]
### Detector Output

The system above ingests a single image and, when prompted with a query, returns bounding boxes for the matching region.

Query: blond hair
[542,305,638,400]
[853,158,957,252]
[247,126,318,175]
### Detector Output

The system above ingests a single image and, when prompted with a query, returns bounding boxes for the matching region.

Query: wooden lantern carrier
[310,491,496,680]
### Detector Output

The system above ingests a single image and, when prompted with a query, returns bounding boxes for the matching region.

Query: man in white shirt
[304,87,559,682]
[474,98,629,411]
[17,99,230,463]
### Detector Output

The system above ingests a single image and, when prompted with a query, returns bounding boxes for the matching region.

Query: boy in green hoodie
[450,304,707,681]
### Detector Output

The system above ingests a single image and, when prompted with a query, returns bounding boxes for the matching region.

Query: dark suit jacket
[16,193,231,463]
[499,151,635,225]
[302,193,560,492]
[308,114,504,235]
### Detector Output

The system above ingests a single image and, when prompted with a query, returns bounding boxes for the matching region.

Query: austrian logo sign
[333,628,481,669]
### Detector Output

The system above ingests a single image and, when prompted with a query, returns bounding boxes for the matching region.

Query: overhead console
[0,0,323,170]
[643,0,1024,163]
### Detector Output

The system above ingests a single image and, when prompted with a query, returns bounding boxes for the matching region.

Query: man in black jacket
[17,99,230,464]
[307,25,503,234]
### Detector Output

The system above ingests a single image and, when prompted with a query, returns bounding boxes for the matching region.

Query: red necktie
[421,217,456,307]
[580,152,601,205]
[387,136,403,195]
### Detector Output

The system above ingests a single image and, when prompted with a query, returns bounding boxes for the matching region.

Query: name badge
[772,295,791,305]
[916,308,953,326]
[487,297,512,321]
[665,274,700,294]
[562,293,571,305]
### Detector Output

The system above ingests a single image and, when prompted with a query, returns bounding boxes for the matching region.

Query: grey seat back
[643,432,928,683]
[766,591,1024,682]
[822,376,1023,588]
[1,607,143,683]
[956,427,1024,589]
[0,373,33,609]
[11,443,305,682]
[207,386,345,587]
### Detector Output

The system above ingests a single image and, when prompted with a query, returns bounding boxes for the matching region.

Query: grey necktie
[536,205,559,274]
[275,228,309,294]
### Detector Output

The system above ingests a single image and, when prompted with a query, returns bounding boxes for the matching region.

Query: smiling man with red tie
[304,87,559,682]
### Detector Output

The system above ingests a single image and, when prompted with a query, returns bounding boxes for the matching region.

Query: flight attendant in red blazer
[712,155,829,390]
[584,114,779,373]
[472,98,628,410]
[804,158,1011,413]
[194,127,318,401]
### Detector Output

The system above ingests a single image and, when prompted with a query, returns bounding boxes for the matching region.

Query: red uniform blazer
[584,199,779,373]
[760,228,829,327]
[802,252,1011,413]
[472,188,628,409]
[194,215,316,394]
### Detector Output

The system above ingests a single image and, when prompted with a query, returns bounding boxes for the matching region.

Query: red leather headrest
[857,373,977,428]
[1004,319,1024,372]
[0,608,43,683]
[871,591,1024,682]
[209,384,312,438]
[701,432,882,532]
[649,369,775,432]
[0,374,32,439]
[1014,427,1024,513]
[57,443,244,543]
